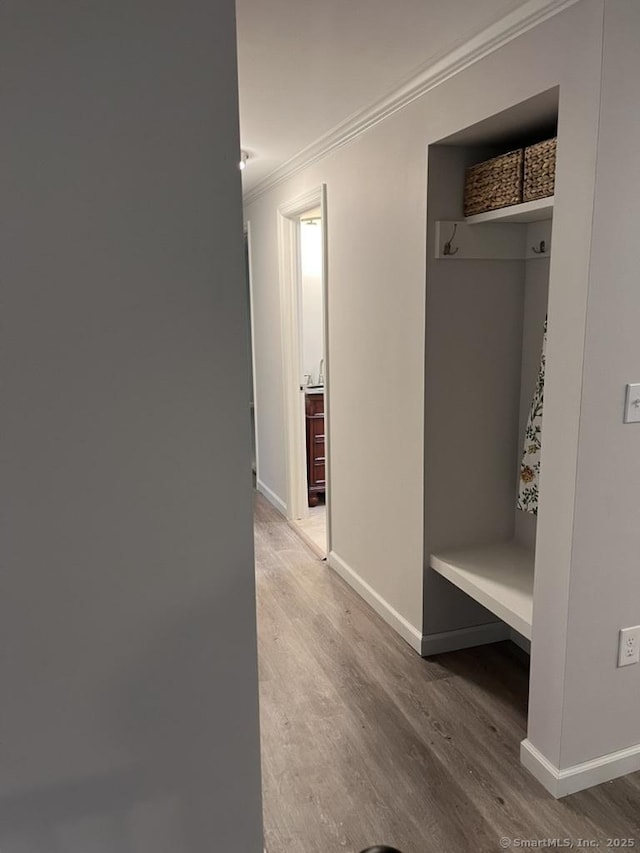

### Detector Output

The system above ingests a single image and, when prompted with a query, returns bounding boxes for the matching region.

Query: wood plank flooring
[254,493,640,853]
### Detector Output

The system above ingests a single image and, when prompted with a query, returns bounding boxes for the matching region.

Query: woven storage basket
[524,137,557,201]
[463,149,523,217]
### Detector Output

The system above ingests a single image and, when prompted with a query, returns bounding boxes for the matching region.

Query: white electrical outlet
[618,626,640,667]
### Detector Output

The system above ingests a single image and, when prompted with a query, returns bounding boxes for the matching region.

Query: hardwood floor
[254,493,640,853]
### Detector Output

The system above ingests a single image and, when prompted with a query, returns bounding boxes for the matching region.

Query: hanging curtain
[517,318,547,515]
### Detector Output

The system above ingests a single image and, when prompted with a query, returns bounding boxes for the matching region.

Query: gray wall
[0,2,263,850]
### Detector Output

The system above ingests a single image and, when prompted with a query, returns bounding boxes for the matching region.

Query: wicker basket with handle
[523,137,557,202]
[463,149,524,217]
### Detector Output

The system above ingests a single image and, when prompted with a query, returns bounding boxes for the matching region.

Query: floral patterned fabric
[517,318,547,515]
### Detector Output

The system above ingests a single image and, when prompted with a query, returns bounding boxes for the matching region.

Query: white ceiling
[236,0,532,192]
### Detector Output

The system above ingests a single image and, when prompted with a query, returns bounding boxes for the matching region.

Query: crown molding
[243,0,581,206]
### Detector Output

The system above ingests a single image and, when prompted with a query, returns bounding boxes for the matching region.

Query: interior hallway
[254,492,640,853]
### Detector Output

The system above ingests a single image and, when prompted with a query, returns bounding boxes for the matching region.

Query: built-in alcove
[423,88,558,648]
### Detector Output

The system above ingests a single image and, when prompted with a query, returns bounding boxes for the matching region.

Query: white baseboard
[256,479,287,517]
[327,550,511,657]
[327,550,423,654]
[421,622,509,656]
[521,738,640,798]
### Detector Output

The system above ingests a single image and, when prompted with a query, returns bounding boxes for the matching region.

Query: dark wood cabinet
[305,391,325,507]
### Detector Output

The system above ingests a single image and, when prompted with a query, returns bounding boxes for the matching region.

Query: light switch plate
[624,384,640,423]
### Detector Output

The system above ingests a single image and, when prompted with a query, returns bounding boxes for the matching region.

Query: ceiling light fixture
[239,150,249,171]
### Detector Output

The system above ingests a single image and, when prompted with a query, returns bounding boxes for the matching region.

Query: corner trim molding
[521,738,640,798]
[244,0,581,205]
[256,478,287,517]
[327,550,423,654]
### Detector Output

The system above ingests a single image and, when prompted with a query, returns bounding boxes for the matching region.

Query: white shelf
[430,541,534,639]
[465,197,554,225]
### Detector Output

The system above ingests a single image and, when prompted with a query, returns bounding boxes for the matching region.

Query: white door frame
[277,185,330,546]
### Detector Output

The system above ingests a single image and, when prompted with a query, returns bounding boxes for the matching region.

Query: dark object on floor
[360,847,403,853]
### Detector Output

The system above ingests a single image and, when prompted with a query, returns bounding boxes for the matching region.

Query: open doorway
[277,186,330,557]
[295,209,326,554]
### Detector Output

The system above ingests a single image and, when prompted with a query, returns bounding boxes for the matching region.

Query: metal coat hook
[443,223,459,256]
[532,239,547,255]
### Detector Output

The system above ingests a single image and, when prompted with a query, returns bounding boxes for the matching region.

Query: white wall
[0,2,263,850]
[250,212,288,501]
[300,221,325,384]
